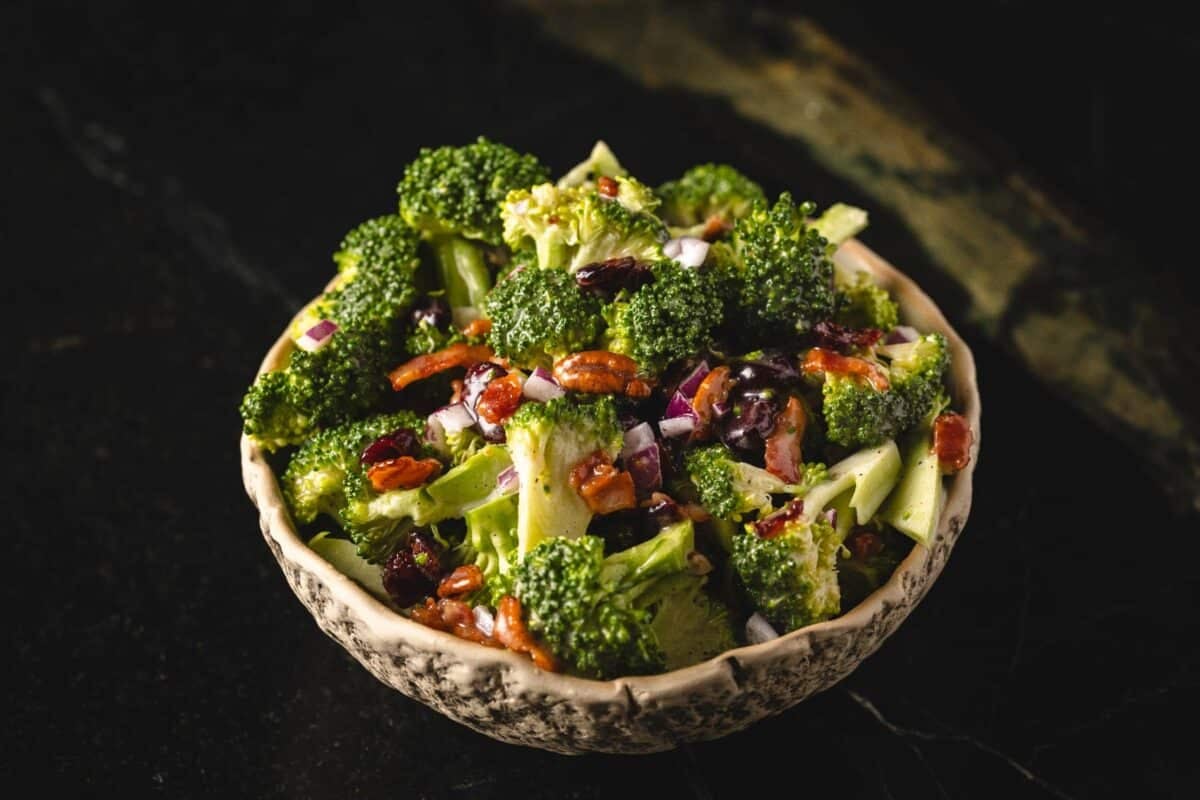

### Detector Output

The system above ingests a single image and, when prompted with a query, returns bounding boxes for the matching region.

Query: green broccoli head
[730,514,841,633]
[820,333,949,447]
[504,396,623,557]
[239,369,315,451]
[656,163,765,229]
[339,486,445,564]
[397,136,550,245]
[683,443,828,521]
[457,491,520,605]
[281,410,426,524]
[602,260,724,375]
[726,193,836,337]
[500,179,667,272]
[484,265,605,367]
[513,519,730,678]
[835,273,899,332]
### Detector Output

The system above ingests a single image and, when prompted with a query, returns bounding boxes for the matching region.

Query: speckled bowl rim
[240,237,980,710]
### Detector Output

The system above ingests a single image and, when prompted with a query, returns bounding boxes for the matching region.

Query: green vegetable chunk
[484,265,605,367]
[656,163,765,230]
[731,515,842,633]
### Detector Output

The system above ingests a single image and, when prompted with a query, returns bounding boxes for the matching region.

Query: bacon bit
[449,378,465,405]
[569,451,638,514]
[812,320,883,354]
[764,396,807,483]
[546,214,560,226]
[496,595,559,672]
[932,412,973,473]
[438,598,502,647]
[388,343,497,391]
[409,597,449,631]
[691,365,733,440]
[753,498,805,539]
[366,457,442,492]
[476,371,525,425]
[436,565,485,599]
[701,214,733,241]
[461,317,492,338]
[801,347,890,391]
[597,175,619,198]
[553,351,653,398]
[847,528,885,561]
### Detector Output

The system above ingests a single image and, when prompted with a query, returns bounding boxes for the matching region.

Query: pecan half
[475,371,525,425]
[691,365,733,440]
[436,565,485,599]
[569,451,637,514]
[495,595,559,672]
[461,317,492,338]
[366,457,442,492]
[389,343,496,391]
[553,351,652,398]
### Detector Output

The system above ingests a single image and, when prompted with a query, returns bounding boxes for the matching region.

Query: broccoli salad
[241,138,973,680]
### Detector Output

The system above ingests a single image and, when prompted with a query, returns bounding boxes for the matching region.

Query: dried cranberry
[360,428,421,465]
[812,320,882,354]
[574,257,652,298]
[410,296,451,330]
[753,499,804,539]
[382,548,435,607]
[847,529,885,561]
[718,387,781,459]
[408,530,446,584]
[645,492,684,527]
[731,350,800,387]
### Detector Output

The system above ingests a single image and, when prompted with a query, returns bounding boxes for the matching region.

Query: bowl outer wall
[239,238,981,754]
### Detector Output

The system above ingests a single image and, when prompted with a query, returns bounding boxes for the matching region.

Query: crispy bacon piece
[388,343,496,391]
[366,457,442,492]
[597,175,619,198]
[569,451,638,514]
[812,320,883,354]
[461,317,492,338]
[932,412,972,473]
[764,396,807,483]
[553,351,653,398]
[409,597,449,631]
[437,598,502,647]
[800,347,890,391]
[449,378,466,405]
[691,365,733,440]
[701,214,733,241]
[437,565,485,599]
[495,595,559,672]
[753,498,805,539]
[475,371,525,425]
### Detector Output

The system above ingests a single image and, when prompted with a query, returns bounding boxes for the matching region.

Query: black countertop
[8,2,1198,797]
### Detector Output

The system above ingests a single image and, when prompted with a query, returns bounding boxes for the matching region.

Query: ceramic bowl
[240,238,980,754]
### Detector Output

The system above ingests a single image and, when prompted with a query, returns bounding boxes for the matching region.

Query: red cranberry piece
[408,530,446,584]
[360,428,421,465]
[575,257,652,297]
[753,498,805,539]
[382,549,435,607]
[812,320,883,354]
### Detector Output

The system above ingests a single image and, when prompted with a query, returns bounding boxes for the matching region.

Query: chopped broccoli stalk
[484,266,605,367]
[558,140,627,188]
[500,179,667,272]
[684,443,827,521]
[429,235,492,325]
[880,413,946,544]
[835,273,899,332]
[281,410,426,524]
[504,397,623,557]
[820,333,949,447]
[457,491,520,604]
[602,260,724,374]
[425,445,512,510]
[513,520,732,678]
[722,193,837,337]
[656,163,765,229]
[811,202,869,246]
[240,215,422,449]
[731,515,841,633]
[308,532,388,602]
[799,440,903,526]
[397,136,549,246]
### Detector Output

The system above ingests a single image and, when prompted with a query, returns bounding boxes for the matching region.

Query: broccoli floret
[730,514,841,633]
[656,163,765,230]
[281,410,426,524]
[483,266,605,367]
[445,427,486,466]
[397,136,549,246]
[513,520,732,678]
[602,260,724,375]
[684,443,828,521]
[500,179,667,272]
[820,333,949,447]
[457,491,520,605]
[835,273,899,332]
[240,216,423,450]
[504,396,623,557]
[558,140,628,189]
[722,193,837,337]
[810,202,869,247]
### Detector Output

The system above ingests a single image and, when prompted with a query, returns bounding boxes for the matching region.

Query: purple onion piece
[677,361,711,399]
[885,325,919,344]
[626,443,662,492]
[823,508,838,528]
[530,366,556,383]
[496,465,520,492]
[305,319,338,340]
[473,606,495,637]
[712,400,730,418]
[658,416,696,438]
[665,391,699,420]
[522,373,564,402]
[745,613,780,644]
[621,422,656,461]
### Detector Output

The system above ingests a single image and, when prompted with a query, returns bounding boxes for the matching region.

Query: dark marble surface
[7,2,1198,797]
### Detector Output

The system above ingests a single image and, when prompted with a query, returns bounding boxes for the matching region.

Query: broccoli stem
[431,235,492,325]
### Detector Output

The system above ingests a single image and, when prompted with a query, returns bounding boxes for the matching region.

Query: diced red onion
[823,508,838,528]
[665,390,699,420]
[424,417,448,457]
[664,238,684,259]
[430,403,475,434]
[496,465,520,492]
[296,319,338,352]
[885,325,919,344]
[712,400,730,418]
[677,360,710,398]
[621,422,656,461]
[745,613,780,644]
[658,416,696,438]
[530,366,556,383]
[522,371,563,402]
[676,237,710,269]
[473,606,495,638]
[626,444,662,491]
